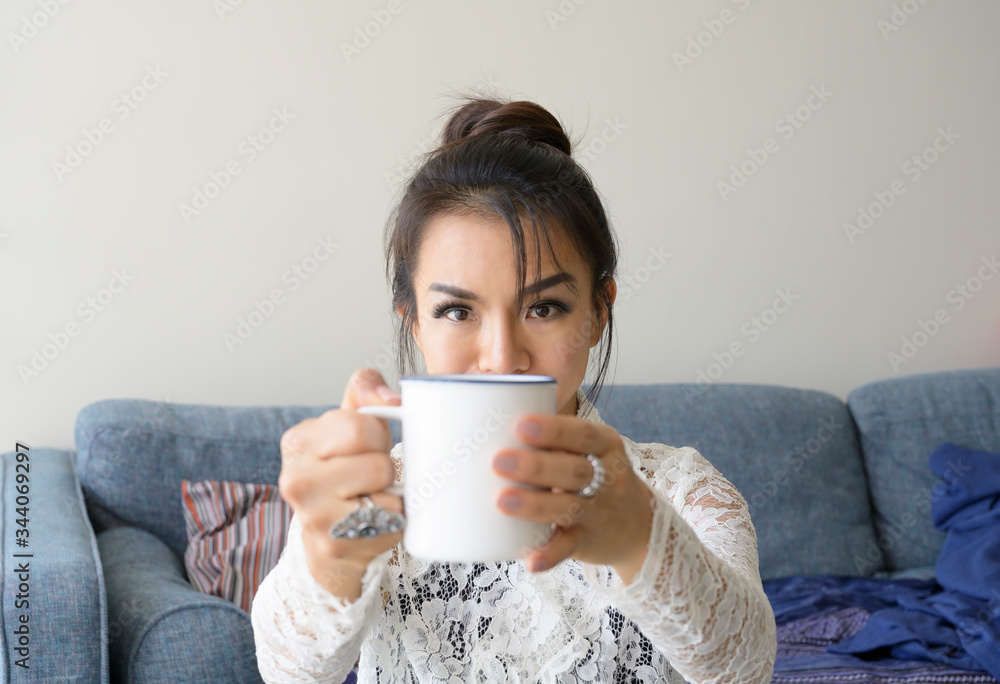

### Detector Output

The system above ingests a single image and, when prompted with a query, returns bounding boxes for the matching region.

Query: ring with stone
[328,495,406,540]
[577,453,606,498]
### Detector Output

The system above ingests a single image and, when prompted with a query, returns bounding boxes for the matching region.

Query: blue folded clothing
[825,443,1000,677]
[766,603,997,683]
[765,574,938,625]
[931,443,1000,601]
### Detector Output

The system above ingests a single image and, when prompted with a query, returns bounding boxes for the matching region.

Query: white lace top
[251,389,776,683]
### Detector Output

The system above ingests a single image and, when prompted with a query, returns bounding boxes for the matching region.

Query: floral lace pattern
[252,389,776,683]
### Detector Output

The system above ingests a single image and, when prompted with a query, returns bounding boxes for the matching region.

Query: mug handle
[357,405,403,421]
[357,405,405,497]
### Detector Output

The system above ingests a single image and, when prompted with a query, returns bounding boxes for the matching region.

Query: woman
[251,97,776,683]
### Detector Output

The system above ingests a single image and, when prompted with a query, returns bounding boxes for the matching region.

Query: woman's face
[400,212,615,416]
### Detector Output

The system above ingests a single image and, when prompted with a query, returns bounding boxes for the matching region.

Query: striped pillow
[181,480,293,613]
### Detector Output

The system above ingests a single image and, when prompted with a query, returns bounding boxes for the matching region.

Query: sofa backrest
[76,384,880,581]
[75,400,341,559]
[594,383,879,581]
[847,367,1000,573]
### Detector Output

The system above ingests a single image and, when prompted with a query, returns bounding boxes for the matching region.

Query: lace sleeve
[250,512,391,683]
[581,442,777,684]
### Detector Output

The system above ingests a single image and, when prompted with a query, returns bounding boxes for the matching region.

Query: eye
[528,301,568,319]
[431,301,471,322]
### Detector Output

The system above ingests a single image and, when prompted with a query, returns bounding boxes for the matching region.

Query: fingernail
[498,492,521,511]
[376,386,401,402]
[519,418,542,439]
[493,453,517,473]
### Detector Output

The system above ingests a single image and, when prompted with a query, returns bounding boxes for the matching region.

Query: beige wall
[3,1,998,449]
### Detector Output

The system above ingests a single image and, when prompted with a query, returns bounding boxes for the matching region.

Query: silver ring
[328,495,406,540]
[577,453,605,498]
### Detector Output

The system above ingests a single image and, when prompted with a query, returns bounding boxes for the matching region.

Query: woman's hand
[491,414,655,583]
[278,367,404,601]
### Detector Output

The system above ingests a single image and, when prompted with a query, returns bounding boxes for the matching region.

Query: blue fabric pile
[830,443,1000,676]
[765,442,1000,681]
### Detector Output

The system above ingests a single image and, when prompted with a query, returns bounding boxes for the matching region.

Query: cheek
[417,325,474,367]
[536,328,591,392]
[552,314,597,361]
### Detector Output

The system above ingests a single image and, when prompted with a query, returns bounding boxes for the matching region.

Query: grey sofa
[2,366,998,682]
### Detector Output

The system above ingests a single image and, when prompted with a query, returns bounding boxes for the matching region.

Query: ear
[590,278,616,347]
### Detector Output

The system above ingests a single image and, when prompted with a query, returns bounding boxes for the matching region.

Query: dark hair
[383,97,619,408]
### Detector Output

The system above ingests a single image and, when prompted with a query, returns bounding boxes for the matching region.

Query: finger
[302,506,404,572]
[279,417,316,466]
[282,410,392,464]
[297,485,406,539]
[281,452,396,509]
[365,490,406,517]
[496,487,587,528]
[525,524,581,573]
[492,448,596,493]
[316,491,406,561]
[514,414,617,460]
[340,367,401,412]
[326,490,406,525]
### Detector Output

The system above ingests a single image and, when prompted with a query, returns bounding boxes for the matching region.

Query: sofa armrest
[1,447,108,683]
[97,526,264,684]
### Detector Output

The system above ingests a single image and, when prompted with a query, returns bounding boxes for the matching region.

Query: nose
[477,315,530,374]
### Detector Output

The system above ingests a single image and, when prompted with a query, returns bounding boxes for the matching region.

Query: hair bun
[440,99,572,157]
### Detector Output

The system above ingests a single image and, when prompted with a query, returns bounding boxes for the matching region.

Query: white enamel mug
[358,374,557,563]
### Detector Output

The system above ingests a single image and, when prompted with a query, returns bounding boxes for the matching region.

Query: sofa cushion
[98,526,265,683]
[75,400,333,560]
[594,383,880,581]
[847,367,1000,572]
[181,480,293,613]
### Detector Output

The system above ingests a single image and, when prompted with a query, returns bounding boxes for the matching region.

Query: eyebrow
[428,272,577,302]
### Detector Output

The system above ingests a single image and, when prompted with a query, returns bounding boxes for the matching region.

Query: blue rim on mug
[399,374,556,384]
